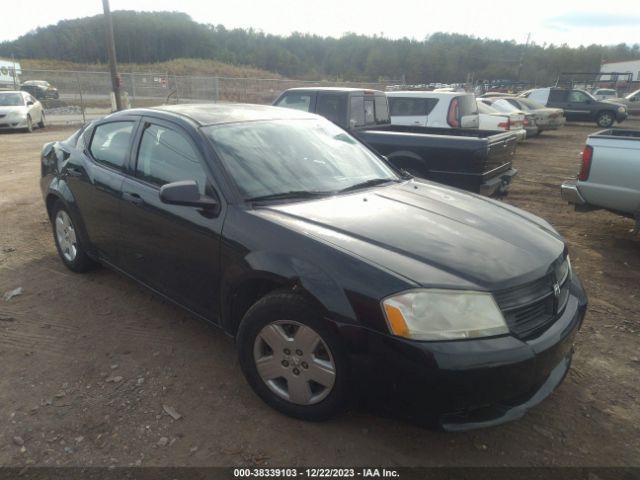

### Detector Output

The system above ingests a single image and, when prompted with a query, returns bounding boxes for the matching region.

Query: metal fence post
[75,72,86,124]
[214,77,219,103]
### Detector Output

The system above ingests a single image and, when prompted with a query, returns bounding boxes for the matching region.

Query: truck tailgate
[482,131,518,178]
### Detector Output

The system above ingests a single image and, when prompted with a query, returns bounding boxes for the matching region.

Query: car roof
[386,91,464,97]
[117,103,321,126]
[281,87,383,93]
[0,90,24,95]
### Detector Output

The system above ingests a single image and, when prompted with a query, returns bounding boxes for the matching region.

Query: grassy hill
[21,58,284,79]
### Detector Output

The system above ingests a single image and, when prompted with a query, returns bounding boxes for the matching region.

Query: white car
[591,88,618,101]
[0,91,46,132]
[387,91,479,128]
[476,100,527,142]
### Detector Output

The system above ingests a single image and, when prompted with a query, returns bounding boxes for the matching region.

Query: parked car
[386,91,479,128]
[591,88,618,101]
[478,97,539,138]
[522,88,627,128]
[561,128,640,233]
[480,92,516,98]
[476,100,527,142]
[21,80,59,100]
[41,103,587,429]
[274,88,517,197]
[614,89,640,116]
[498,97,566,133]
[0,90,46,132]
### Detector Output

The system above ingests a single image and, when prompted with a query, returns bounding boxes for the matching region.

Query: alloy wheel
[253,320,336,405]
[55,210,78,262]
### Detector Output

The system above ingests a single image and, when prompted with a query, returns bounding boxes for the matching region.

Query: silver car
[501,97,566,133]
[0,91,46,132]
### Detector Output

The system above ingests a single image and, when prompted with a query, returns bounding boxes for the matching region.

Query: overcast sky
[2,0,639,47]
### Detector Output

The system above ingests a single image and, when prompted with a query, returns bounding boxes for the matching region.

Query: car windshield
[203,118,399,201]
[491,99,520,113]
[517,98,545,110]
[476,101,498,114]
[625,89,640,100]
[0,93,25,106]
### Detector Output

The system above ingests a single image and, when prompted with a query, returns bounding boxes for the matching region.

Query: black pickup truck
[273,87,518,196]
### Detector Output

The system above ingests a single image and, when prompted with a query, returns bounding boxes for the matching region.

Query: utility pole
[516,33,531,81]
[102,0,122,111]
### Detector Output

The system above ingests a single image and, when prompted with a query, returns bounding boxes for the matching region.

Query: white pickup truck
[561,129,640,233]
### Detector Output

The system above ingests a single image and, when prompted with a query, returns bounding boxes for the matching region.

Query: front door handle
[123,191,143,206]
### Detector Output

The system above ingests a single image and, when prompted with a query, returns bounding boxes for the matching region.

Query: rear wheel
[237,292,349,420]
[596,111,615,128]
[51,201,96,273]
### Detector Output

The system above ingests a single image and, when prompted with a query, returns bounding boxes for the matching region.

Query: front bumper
[561,181,586,205]
[0,118,28,129]
[346,276,587,430]
[616,111,628,123]
[479,168,518,197]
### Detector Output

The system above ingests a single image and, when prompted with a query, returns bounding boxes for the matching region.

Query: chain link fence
[15,69,389,125]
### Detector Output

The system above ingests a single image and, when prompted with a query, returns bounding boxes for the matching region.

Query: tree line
[1,11,639,84]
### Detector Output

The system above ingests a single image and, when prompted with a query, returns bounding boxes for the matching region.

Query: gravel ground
[0,120,639,468]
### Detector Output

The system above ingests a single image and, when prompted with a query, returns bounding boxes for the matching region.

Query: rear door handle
[123,191,143,206]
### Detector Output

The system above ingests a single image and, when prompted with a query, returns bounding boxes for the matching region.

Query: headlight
[382,289,508,341]
[618,106,626,113]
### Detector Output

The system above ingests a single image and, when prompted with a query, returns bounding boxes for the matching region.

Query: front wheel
[237,292,349,420]
[596,111,615,128]
[38,113,46,129]
[51,201,96,273]
[24,115,33,133]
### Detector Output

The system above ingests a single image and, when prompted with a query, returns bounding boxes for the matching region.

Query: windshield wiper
[338,178,397,193]
[246,190,332,204]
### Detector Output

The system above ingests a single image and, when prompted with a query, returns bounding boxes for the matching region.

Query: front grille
[494,257,571,340]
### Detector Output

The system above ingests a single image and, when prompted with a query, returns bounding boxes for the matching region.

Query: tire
[38,113,46,129]
[596,111,615,128]
[50,201,96,273]
[24,115,33,133]
[237,291,349,420]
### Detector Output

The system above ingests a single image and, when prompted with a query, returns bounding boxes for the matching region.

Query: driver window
[136,123,209,194]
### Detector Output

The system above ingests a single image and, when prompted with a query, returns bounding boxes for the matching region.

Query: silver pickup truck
[561,129,640,233]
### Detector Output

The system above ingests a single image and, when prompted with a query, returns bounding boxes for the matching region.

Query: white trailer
[0,58,21,89]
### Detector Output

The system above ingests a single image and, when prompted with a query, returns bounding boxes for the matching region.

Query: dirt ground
[0,120,639,468]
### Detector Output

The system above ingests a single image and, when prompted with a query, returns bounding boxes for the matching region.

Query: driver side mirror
[26,101,34,106]
[159,180,218,210]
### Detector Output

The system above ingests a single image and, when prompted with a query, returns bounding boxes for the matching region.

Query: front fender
[220,251,357,334]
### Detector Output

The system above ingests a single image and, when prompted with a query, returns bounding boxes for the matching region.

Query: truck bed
[355,126,518,194]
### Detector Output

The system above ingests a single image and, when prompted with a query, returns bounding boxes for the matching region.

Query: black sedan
[40,104,587,430]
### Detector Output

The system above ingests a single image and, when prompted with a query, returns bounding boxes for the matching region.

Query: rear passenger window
[136,123,209,195]
[89,121,135,171]
[548,90,566,102]
[349,96,365,127]
[317,94,346,126]
[389,98,438,116]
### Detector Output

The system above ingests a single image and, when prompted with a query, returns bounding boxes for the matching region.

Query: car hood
[0,106,27,115]
[253,181,565,290]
